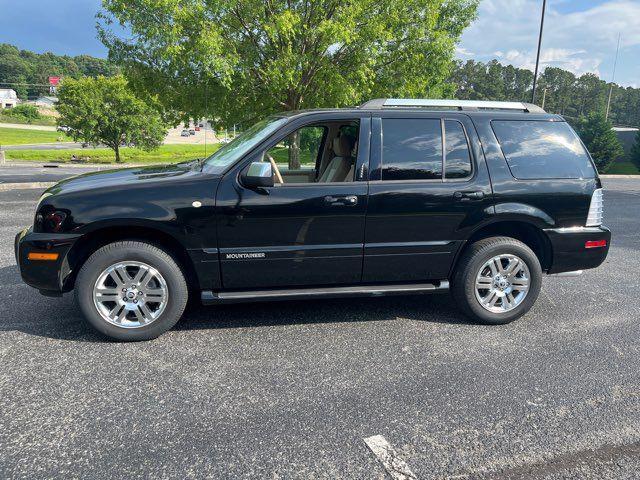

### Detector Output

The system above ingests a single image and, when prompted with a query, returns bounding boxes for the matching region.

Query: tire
[452,236,542,325]
[74,241,188,341]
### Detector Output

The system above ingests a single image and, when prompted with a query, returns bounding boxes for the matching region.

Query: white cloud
[455,46,475,56]
[458,0,640,86]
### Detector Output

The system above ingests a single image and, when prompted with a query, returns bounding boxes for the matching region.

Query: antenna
[605,33,621,121]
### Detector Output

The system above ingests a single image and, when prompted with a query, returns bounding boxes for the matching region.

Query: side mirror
[242,161,274,188]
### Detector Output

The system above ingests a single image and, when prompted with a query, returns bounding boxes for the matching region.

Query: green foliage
[98,0,479,126]
[0,43,117,99]
[298,127,325,154]
[576,113,624,173]
[4,104,41,122]
[630,130,640,171]
[56,75,167,162]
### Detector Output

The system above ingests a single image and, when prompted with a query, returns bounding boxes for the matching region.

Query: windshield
[203,117,288,173]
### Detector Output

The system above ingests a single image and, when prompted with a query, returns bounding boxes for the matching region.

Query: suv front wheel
[452,237,542,325]
[75,241,188,341]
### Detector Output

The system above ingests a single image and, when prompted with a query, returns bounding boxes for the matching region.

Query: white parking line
[363,435,418,480]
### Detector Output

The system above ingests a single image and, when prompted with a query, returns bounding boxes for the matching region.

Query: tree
[630,130,640,172]
[4,104,41,123]
[56,75,167,163]
[576,112,624,173]
[98,0,479,125]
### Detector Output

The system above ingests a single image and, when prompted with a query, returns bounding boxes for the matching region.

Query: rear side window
[381,118,442,180]
[445,120,472,179]
[492,120,596,179]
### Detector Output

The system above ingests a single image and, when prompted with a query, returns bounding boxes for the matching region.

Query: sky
[0,0,638,87]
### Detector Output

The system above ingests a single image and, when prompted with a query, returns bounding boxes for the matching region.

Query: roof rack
[359,98,546,113]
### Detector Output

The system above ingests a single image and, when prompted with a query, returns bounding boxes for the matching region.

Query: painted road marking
[363,435,418,480]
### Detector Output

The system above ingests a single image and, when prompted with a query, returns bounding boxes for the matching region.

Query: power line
[0,81,52,87]
[531,0,547,104]
[605,33,621,121]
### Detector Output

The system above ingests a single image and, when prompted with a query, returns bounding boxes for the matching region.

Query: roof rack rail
[359,98,546,113]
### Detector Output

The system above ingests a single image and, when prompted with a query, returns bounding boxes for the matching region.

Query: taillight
[585,189,603,227]
[585,240,607,249]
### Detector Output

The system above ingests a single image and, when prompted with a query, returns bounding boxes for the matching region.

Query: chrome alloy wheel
[93,261,168,328]
[474,254,530,313]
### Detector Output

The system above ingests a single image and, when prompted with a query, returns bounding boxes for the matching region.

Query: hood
[43,162,204,197]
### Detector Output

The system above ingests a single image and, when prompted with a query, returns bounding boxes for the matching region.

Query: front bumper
[544,226,611,274]
[15,227,81,294]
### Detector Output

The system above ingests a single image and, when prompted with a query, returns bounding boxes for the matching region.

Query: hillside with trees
[0,43,118,99]
[450,59,640,127]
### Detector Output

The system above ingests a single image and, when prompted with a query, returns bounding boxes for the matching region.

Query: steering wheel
[266,154,284,184]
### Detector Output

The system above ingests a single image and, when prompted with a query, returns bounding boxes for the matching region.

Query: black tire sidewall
[454,238,542,325]
[75,241,188,341]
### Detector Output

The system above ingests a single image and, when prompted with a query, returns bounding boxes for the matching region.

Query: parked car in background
[15,99,610,341]
[180,129,190,137]
[189,129,196,135]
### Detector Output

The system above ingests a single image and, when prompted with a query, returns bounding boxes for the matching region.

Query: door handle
[453,191,484,201]
[324,195,358,206]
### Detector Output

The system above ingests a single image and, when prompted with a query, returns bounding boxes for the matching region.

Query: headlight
[36,210,68,233]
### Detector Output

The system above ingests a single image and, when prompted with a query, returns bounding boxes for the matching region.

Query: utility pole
[605,33,621,121]
[531,0,547,104]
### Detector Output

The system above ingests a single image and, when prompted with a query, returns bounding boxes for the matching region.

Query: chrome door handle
[454,191,484,201]
[324,195,358,206]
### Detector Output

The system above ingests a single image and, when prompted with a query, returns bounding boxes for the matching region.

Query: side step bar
[201,281,449,304]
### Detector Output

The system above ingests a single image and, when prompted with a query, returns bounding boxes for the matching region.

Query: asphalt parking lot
[1,175,639,479]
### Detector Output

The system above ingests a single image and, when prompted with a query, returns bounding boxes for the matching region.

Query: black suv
[15,99,610,341]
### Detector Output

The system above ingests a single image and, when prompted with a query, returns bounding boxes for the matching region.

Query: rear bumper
[15,227,81,294]
[544,226,611,274]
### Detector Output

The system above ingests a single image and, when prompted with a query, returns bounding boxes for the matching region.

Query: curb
[1,161,143,169]
[0,182,56,191]
[600,174,640,179]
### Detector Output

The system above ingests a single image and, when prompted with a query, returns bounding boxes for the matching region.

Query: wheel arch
[452,218,553,277]
[63,224,199,292]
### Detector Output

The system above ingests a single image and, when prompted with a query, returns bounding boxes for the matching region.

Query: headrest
[332,134,355,157]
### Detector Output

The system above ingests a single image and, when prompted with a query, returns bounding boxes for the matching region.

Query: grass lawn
[606,161,640,175]
[269,146,315,166]
[5,143,220,164]
[0,113,57,127]
[0,127,70,145]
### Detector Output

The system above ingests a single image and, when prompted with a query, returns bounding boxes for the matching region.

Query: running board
[201,281,449,304]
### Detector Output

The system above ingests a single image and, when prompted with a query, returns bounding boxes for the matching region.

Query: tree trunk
[114,144,121,163]
[289,130,301,170]
[286,90,302,170]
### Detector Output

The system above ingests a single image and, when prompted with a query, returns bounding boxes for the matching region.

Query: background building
[614,127,640,161]
[0,89,19,109]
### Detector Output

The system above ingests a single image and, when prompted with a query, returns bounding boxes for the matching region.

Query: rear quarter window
[491,120,596,179]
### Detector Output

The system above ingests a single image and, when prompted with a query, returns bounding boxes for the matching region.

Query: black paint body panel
[15,108,610,296]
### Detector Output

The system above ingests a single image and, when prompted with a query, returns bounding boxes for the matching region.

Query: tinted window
[492,120,596,179]
[445,120,472,179]
[382,119,442,180]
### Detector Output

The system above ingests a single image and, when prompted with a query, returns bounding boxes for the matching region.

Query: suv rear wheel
[75,241,188,341]
[452,236,542,325]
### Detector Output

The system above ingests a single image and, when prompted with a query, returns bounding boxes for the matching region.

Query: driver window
[264,121,359,184]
